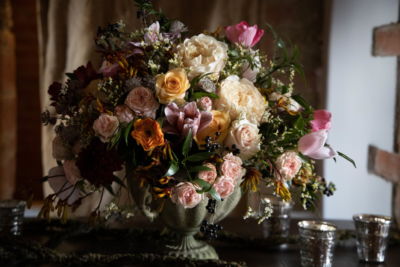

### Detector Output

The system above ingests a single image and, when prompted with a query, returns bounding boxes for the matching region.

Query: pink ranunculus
[93,113,119,143]
[220,153,243,183]
[48,166,80,205]
[114,105,135,123]
[197,96,213,111]
[99,60,120,77]
[225,21,264,48]
[213,176,235,199]
[310,109,331,132]
[298,130,337,160]
[275,152,302,181]
[63,160,81,185]
[171,182,203,208]
[125,86,159,119]
[198,163,217,184]
[163,102,213,137]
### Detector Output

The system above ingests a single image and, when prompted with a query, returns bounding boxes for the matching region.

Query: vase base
[162,235,218,260]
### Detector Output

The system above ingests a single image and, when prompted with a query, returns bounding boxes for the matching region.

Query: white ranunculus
[215,75,267,124]
[224,118,261,160]
[176,34,228,80]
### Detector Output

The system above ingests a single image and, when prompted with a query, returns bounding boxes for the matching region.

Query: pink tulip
[298,130,336,160]
[225,21,264,48]
[310,110,331,132]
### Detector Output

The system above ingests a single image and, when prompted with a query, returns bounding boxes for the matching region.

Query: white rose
[215,75,267,124]
[176,34,228,80]
[224,118,261,160]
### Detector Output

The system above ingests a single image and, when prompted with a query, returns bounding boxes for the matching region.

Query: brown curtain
[38,0,324,213]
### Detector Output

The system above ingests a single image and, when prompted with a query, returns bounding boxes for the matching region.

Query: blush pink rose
[93,113,119,143]
[225,21,264,48]
[298,130,337,160]
[310,109,331,132]
[171,182,203,208]
[198,163,217,184]
[275,152,302,181]
[115,105,135,123]
[48,166,80,205]
[220,153,243,183]
[197,97,213,111]
[63,160,81,185]
[213,176,235,199]
[125,86,159,119]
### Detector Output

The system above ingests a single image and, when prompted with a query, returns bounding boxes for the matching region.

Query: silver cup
[298,220,337,267]
[353,214,392,263]
[0,200,26,235]
[262,197,293,239]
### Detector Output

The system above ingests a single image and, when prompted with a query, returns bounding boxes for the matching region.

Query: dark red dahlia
[76,138,123,187]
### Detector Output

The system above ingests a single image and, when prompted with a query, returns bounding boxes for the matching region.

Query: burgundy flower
[48,82,62,106]
[73,62,100,87]
[163,102,213,137]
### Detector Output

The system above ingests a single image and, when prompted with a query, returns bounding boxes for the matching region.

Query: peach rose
[195,110,231,145]
[171,182,203,208]
[198,163,217,184]
[125,86,159,119]
[155,68,190,104]
[215,75,267,124]
[93,113,119,143]
[213,176,235,199]
[220,153,243,183]
[275,151,302,181]
[224,118,261,160]
[115,105,135,123]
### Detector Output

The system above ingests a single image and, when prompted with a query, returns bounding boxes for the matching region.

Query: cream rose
[125,86,159,118]
[155,68,190,104]
[198,163,217,184]
[213,176,235,199]
[176,34,228,80]
[215,75,267,124]
[224,118,261,160]
[92,113,119,142]
[275,151,302,181]
[171,182,203,208]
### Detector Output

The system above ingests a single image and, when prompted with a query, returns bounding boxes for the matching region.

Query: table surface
[1,218,399,266]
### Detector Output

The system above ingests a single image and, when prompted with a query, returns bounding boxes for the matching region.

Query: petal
[198,111,213,133]
[251,28,264,47]
[307,146,337,160]
[238,27,257,47]
[298,130,327,156]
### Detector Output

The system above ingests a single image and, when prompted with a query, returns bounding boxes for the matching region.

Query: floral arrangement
[40,1,354,222]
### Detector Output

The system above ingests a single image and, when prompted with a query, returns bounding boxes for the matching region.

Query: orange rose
[131,118,165,151]
[155,68,190,104]
[195,110,231,145]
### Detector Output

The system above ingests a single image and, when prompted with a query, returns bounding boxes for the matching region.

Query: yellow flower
[155,68,190,104]
[131,118,165,152]
[275,181,291,201]
[195,110,231,146]
[241,167,262,192]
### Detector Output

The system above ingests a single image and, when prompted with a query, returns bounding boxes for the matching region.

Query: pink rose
[125,87,159,119]
[225,21,264,48]
[171,182,203,208]
[93,113,119,143]
[298,130,337,160]
[115,105,135,123]
[198,163,217,184]
[99,60,120,77]
[213,176,235,199]
[63,160,81,185]
[197,97,212,111]
[164,102,213,137]
[220,153,243,183]
[275,152,302,181]
[310,110,331,132]
[48,166,80,205]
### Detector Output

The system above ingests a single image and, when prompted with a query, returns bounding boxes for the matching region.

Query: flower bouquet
[40,0,354,260]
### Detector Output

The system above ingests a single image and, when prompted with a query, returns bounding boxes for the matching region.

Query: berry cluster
[206,199,216,214]
[200,220,223,240]
[323,182,336,197]
[204,133,222,152]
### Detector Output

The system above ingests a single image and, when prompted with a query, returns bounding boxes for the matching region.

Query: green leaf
[165,161,179,176]
[182,129,193,158]
[193,178,212,193]
[337,151,357,168]
[189,165,212,173]
[294,115,305,130]
[208,187,221,201]
[292,94,313,113]
[123,122,133,145]
[192,91,219,100]
[187,152,213,162]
